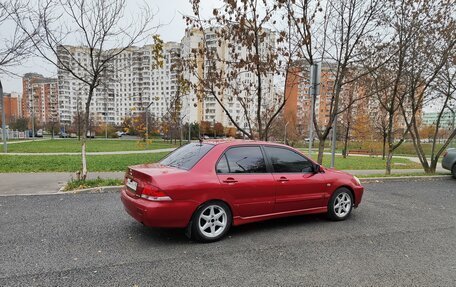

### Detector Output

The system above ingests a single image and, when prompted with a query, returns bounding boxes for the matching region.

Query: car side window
[216,154,230,173]
[219,146,267,173]
[264,146,314,173]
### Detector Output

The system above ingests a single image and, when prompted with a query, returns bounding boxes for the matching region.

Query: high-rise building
[56,28,276,131]
[2,92,22,124]
[180,27,277,130]
[284,62,420,140]
[57,43,182,126]
[422,112,455,129]
[284,62,337,136]
[22,73,58,126]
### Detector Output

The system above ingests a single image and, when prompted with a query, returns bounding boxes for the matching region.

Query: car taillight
[140,185,172,201]
[443,151,448,157]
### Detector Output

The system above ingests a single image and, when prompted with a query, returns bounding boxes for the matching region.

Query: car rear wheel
[327,188,353,221]
[452,164,456,179]
[190,201,232,243]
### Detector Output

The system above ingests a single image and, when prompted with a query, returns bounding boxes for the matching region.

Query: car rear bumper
[353,186,364,207]
[120,188,198,228]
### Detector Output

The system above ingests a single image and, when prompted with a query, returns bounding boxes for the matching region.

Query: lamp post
[180,114,187,146]
[1,80,7,153]
[308,63,320,155]
[31,91,35,141]
[284,121,289,145]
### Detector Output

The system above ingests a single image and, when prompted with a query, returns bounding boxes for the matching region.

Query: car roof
[202,139,291,148]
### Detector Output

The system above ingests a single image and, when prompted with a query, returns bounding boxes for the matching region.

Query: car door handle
[223,177,238,184]
[277,176,289,182]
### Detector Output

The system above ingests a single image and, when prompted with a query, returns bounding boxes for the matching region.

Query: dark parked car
[28,129,43,137]
[121,140,364,242]
[442,148,456,178]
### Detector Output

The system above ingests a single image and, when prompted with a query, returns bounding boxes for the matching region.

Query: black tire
[327,188,354,221]
[190,201,232,243]
[452,164,456,179]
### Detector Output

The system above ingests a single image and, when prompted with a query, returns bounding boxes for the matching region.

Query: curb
[361,175,452,183]
[61,185,122,194]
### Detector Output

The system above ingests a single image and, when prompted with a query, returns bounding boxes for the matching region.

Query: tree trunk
[317,139,325,164]
[429,160,437,174]
[382,135,386,160]
[81,88,94,181]
[385,147,393,175]
[81,141,87,180]
[342,125,350,159]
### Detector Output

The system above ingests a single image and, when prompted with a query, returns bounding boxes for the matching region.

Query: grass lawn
[0,151,421,173]
[0,152,170,172]
[357,172,450,178]
[316,154,421,170]
[6,139,178,153]
[63,178,124,191]
[294,140,456,156]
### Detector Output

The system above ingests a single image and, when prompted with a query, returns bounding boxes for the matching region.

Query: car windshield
[160,143,214,170]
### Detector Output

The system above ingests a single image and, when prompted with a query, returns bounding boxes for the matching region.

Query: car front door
[263,146,327,212]
[216,146,275,218]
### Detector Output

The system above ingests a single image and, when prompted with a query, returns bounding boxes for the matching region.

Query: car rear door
[216,146,275,218]
[263,146,327,212]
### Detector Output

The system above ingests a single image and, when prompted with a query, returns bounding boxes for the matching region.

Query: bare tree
[365,0,455,174]
[372,108,389,160]
[0,0,37,74]
[384,0,455,174]
[287,0,384,163]
[183,0,296,140]
[400,0,456,173]
[17,0,156,179]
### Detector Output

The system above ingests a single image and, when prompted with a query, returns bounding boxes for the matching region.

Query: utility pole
[31,92,35,141]
[188,96,191,143]
[188,121,191,143]
[1,80,7,153]
[308,63,320,155]
[330,114,337,168]
[284,121,289,144]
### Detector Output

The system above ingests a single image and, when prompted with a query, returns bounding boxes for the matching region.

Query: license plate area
[126,178,138,192]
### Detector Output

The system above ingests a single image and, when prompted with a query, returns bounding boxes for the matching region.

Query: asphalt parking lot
[1,178,455,286]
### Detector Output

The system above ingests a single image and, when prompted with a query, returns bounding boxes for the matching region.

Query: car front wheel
[327,188,353,221]
[190,201,232,243]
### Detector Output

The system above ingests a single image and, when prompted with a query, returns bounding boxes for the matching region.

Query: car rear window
[160,143,214,170]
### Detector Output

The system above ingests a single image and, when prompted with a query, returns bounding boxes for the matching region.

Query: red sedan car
[121,140,364,242]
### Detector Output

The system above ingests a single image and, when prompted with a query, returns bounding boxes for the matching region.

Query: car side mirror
[313,164,322,173]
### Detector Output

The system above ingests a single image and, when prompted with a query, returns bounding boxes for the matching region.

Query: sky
[0,0,219,93]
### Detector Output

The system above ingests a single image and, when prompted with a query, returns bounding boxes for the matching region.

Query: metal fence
[0,129,32,140]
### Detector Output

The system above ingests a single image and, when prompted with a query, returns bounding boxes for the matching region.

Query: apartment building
[22,73,58,126]
[180,27,277,130]
[422,111,455,129]
[284,61,422,140]
[57,43,181,126]
[284,61,337,136]
[2,92,22,124]
[56,27,276,131]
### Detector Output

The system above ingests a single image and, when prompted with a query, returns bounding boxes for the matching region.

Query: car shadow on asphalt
[122,213,331,244]
[229,213,329,237]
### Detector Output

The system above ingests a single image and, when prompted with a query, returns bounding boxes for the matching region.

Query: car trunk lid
[124,163,185,196]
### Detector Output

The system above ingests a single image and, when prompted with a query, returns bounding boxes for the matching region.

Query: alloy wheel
[334,192,352,218]
[198,205,227,238]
